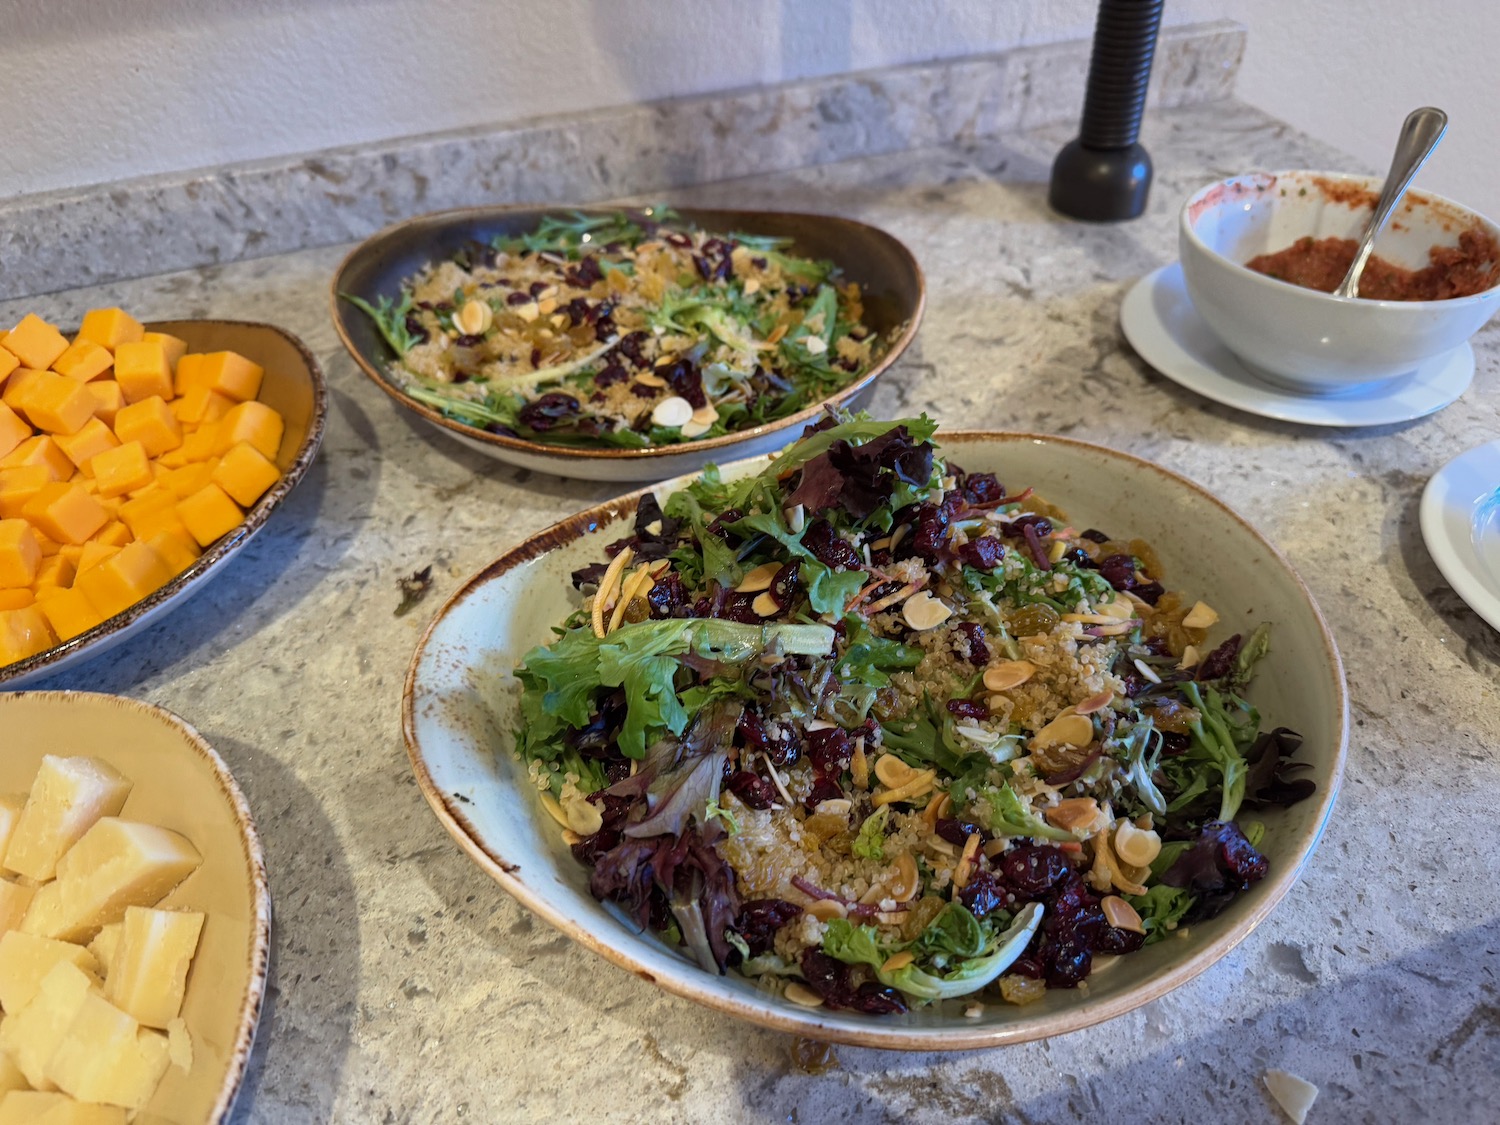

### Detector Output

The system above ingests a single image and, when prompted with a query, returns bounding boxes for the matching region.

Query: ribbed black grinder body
[1049,0,1164,221]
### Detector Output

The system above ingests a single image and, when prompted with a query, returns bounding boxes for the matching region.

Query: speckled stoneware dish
[402,432,1348,1049]
[0,320,326,689]
[2,691,272,1121]
[330,205,924,481]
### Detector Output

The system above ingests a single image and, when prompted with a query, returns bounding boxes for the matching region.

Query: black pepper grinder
[1048,0,1164,222]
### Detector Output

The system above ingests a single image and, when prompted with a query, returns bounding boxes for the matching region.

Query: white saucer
[1421,440,1500,631]
[1120,263,1474,426]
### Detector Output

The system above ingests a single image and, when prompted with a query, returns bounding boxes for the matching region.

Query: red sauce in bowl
[1245,228,1500,300]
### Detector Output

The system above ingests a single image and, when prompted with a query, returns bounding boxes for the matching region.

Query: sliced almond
[766,322,789,345]
[691,403,719,426]
[590,546,635,638]
[560,828,583,846]
[1030,712,1093,751]
[1073,690,1114,716]
[1100,598,1136,619]
[539,792,571,829]
[983,660,1037,692]
[902,591,951,632]
[1085,621,1135,637]
[1062,613,1120,625]
[880,950,914,973]
[952,831,983,891]
[784,982,825,1007]
[743,277,762,295]
[1178,644,1201,669]
[456,298,493,336]
[752,591,781,617]
[865,582,919,616]
[634,371,668,387]
[851,737,869,789]
[802,335,827,355]
[805,898,848,922]
[1182,601,1220,630]
[814,799,851,817]
[1101,895,1145,935]
[1113,819,1162,867]
[784,504,806,533]
[680,419,711,438]
[884,853,920,902]
[922,790,951,829]
[736,562,781,593]
[874,754,916,789]
[872,769,937,808]
[1045,797,1100,833]
[1132,658,1162,684]
[537,297,559,317]
[651,396,694,428]
[514,302,540,323]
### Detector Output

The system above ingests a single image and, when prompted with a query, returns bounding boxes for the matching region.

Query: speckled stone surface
[0,21,1242,303]
[6,98,1497,1124]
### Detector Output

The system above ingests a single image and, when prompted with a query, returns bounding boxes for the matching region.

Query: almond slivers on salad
[514,417,1315,1015]
[344,208,901,448]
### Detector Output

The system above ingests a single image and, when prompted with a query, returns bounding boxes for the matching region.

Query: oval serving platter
[2,690,272,1122]
[0,320,326,689]
[401,431,1348,1050]
[330,205,924,481]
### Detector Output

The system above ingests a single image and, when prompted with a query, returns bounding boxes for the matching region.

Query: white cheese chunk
[4,759,132,882]
[105,907,204,1029]
[0,1090,126,1124]
[45,992,170,1111]
[0,797,25,875]
[0,931,100,1015]
[0,1052,26,1095]
[20,819,201,944]
[88,923,122,979]
[0,880,35,938]
[0,961,95,1090]
[1264,1069,1319,1125]
[166,1017,192,1071]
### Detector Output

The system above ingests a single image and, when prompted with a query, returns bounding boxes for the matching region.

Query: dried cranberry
[706,508,743,540]
[996,845,1071,897]
[1044,936,1093,988]
[617,331,650,366]
[798,949,908,1014]
[1160,730,1192,756]
[529,347,542,368]
[662,359,707,409]
[909,502,951,560]
[1080,528,1111,544]
[735,899,803,957]
[805,728,853,775]
[935,817,989,848]
[715,592,761,624]
[529,280,549,297]
[1196,634,1243,681]
[453,333,485,347]
[958,871,1006,919]
[646,571,686,617]
[594,361,629,388]
[1009,514,1053,539]
[727,770,776,810]
[664,231,692,248]
[802,520,860,569]
[1097,554,1161,604]
[505,291,532,305]
[957,535,1005,570]
[955,622,989,666]
[767,559,801,610]
[945,699,989,720]
[516,393,581,432]
[803,774,844,810]
[402,313,429,345]
[738,710,798,767]
[961,472,1005,506]
[1095,924,1146,955]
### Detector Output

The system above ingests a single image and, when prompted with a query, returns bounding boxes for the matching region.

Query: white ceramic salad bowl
[401,431,1347,1049]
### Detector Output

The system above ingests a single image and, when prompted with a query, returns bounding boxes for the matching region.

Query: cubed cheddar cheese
[105,907,204,1028]
[74,542,170,619]
[21,484,108,547]
[139,331,187,371]
[5,757,133,884]
[55,418,119,476]
[36,588,102,642]
[0,930,99,1014]
[0,590,32,611]
[214,400,282,460]
[0,520,41,588]
[90,441,152,500]
[160,459,217,500]
[177,484,242,547]
[0,606,56,664]
[0,466,50,519]
[94,521,131,549]
[171,385,234,426]
[197,351,263,401]
[45,991,171,1111]
[50,340,113,384]
[1,368,45,415]
[110,341,173,405]
[0,346,17,389]
[75,542,119,576]
[143,529,199,578]
[0,960,95,1089]
[213,442,279,507]
[176,424,219,463]
[21,374,96,437]
[33,553,76,590]
[1,436,74,482]
[0,405,30,461]
[116,490,184,541]
[0,879,33,937]
[172,353,205,397]
[111,396,180,458]
[76,308,144,354]
[85,381,124,428]
[5,315,69,371]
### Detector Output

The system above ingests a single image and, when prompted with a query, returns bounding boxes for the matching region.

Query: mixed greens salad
[513,416,1315,1015]
[344,208,896,448]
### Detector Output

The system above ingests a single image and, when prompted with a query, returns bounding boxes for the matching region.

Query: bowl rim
[1179,168,1500,309]
[3,689,274,1122]
[328,202,926,464]
[400,429,1350,1050]
[0,319,328,686]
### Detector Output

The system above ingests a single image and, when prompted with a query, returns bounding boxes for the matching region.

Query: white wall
[1237,0,1500,217]
[2,0,1233,199]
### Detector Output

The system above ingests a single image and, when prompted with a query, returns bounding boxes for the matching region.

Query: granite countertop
[7,99,1497,1124]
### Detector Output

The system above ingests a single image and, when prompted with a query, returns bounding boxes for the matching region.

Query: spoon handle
[1334,107,1449,298]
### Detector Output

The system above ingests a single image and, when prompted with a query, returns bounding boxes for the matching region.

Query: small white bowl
[1179,170,1500,392]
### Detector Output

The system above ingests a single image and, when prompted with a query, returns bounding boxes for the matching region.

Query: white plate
[1121,263,1473,426]
[1420,439,1500,631]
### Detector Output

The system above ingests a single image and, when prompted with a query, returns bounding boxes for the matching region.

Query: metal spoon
[1334,106,1449,298]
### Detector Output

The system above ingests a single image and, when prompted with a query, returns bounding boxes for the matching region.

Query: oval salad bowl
[331,205,924,481]
[0,320,325,689]
[402,429,1347,1050]
[2,691,272,1121]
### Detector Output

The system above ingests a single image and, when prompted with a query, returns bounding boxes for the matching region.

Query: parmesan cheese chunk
[1264,1069,1318,1125]
[0,797,24,871]
[20,819,201,944]
[0,1090,126,1124]
[0,880,34,938]
[0,931,99,1014]
[105,907,203,1028]
[0,960,94,1090]
[4,758,132,881]
[87,923,122,979]
[0,1053,27,1095]
[45,992,170,1111]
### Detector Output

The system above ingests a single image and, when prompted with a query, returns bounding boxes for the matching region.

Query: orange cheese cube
[21,372,96,435]
[55,417,120,475]
[171,386,234,426]
[86,380,126,427]
[0,588,33,610]
[0,435,73,481]
[0,345,18,388]
[177,483,243,547]
[161,459,218,500]
[95,521,132,548]
[118,490,186,541]
[141,331,188,371]
[51,339,113,383]
[5,314,69,370]
[22,482,108,546]
[174,353,207,396]
[212,442,280,508]
[33,532,60,557]
[77,540,120,575]
[144,529,200,577]
[0,466,50,519]
[1,367,46,414]
[76,540,171,617]
[214,402,282,460]
[34,552,75,589]
[91,441,153,499]
[177,424,220,463]
[113,340,175,405]
[36,586,101,640]
[0,604,56,663]
[113,396,181,458]
[198,351,264,402]
[0,403,30,460]
[0,519,42,587]
[77,307,145,352]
